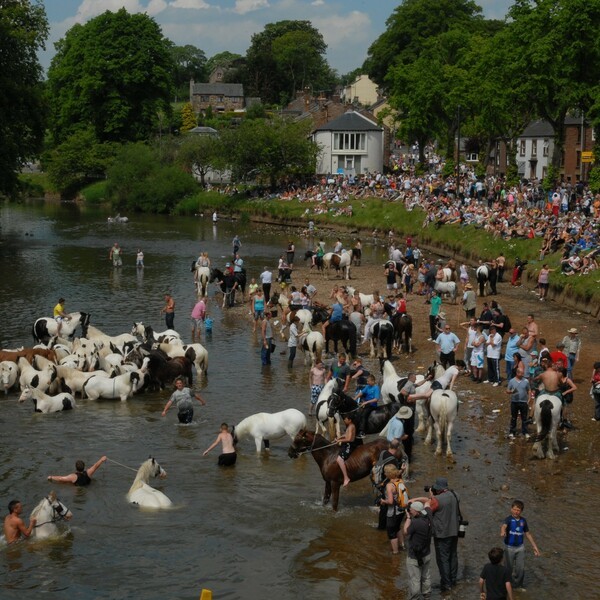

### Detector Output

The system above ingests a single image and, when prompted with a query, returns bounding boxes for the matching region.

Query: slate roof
[520,120,554,138]
[314,111,382,132]
[189,126,218,135]
[191,83,244,96]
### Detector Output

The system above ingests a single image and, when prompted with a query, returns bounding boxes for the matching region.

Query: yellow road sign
[581,151,594,163]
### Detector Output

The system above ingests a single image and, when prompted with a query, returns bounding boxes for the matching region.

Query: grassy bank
[189,192,600,310]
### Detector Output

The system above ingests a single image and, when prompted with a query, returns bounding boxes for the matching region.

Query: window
[543,139,549,156]
[466,152,478,162]
[200,95,209,102]
[333,133,366,151]
[531,140,537,157]
[519,140,526,157]
[576,151,581,169]
[345,156,354,170]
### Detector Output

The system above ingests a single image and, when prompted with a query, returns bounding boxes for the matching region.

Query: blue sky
[39,0,513,76]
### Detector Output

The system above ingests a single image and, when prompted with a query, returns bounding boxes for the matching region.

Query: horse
[233,408,307,453]
[415,362,444,434]
[476,264,489,297]
[29,492,73,539]
[324,320,357,358]
[298,328,324,366]
[392,313,413,353]
[304,250,324,273]
[83,371,141,402]
[32,312,91,344]
[288,430,388,511]
[423,389,459,457]
[145,351,193,390]
[370,320,394,364]
[131,322,181,345]
[210,267,246,305]
[314,379,342,439]
[127,458,172,509]
[324,251,351,280]
[439,267,457,282]
[434,280,457,303]
[327,389,401,436]
[195,265,210,297]
[18,357,59,393]
[380,360,408,405]
[0,360,18,394]
[154,342,208,378]
[18,385,76,413]
[531,394,562,459]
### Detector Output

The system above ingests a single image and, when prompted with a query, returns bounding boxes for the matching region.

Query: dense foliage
[47,8,174,145]
[0,0,48,197]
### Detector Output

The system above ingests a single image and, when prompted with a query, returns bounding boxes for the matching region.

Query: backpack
[371,451,398,487]
[411,514,433,564]
[394,480,409,509]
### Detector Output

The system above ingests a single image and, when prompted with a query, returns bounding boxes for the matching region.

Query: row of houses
[189,73,595,182]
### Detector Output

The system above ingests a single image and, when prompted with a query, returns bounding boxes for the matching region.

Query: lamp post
[456,104,461,199]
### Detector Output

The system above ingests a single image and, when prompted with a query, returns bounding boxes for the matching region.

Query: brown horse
[288,429,388,511]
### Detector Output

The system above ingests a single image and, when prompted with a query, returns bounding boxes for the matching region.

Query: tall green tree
[169,43,207,100]
[0,0,48,196]
[178,133,227,186]
[243,21,334,105]
[47,8,174,144]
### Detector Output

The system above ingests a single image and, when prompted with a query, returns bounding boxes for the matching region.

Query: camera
[458,520,469,537]
[424,485,432,492]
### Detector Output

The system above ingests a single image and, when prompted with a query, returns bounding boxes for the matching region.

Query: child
[335,414,358,487]
[500,500,540,591]
[354,374,380,437]
[479,547,513,600]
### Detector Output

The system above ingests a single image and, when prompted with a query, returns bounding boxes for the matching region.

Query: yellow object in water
[200,590,212,600]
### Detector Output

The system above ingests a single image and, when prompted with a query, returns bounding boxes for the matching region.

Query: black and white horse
[210,268,247,305]
[476,264,489,297]
[532,394,562,459]
[32,312,91,344]
[370,320,394,364]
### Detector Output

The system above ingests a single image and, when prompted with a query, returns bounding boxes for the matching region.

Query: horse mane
[30,491,57,520]
[129,458,155,493]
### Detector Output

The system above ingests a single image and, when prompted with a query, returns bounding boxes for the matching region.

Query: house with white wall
[340,74,380,107]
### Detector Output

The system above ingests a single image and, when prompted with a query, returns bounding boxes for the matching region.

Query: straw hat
[567,328,578,334]
[464,283,473,289]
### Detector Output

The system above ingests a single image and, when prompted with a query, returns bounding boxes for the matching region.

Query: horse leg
[434,420,443,456]
[446,421,454,457]
[254,437,263,452]
[331,481,341,511]
[369,339,375,359]
[424,416,433,445]
[323,480,331,506]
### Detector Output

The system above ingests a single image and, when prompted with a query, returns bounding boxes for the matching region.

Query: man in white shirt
[484,324,502,386]
[260,267,273,303]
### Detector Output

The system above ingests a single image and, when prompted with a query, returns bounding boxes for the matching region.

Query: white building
[313,111,384,176]
[340,74,380,107]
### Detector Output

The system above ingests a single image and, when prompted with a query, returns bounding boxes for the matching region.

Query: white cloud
[232,0,270,15]
[311,0,324,5]
[169,0,210,9]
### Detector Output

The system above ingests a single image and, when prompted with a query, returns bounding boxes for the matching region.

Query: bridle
[34,496,69,528]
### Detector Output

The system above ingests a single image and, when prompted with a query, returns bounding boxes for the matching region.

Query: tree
[47,8,174,145]
[0,0,48,196]
[169,43,207,100]
[227,117,318,187]
[180,103,197,133]
[205,51,243,76]
[243,21,334,105]
[178,133,227,186]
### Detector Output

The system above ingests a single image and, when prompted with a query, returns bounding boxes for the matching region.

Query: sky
[39,0,513,77]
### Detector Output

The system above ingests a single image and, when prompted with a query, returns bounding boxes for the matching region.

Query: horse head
[18,385,33,403]
[150,457,167,479]
[288,429,314,458]
[209,268,223,283]
[45,491,73,522]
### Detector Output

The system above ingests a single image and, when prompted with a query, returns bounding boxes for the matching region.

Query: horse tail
[538,399,553,441]
[438,393,448,441]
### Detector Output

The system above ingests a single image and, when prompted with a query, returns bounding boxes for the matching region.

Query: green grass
[18,172,56,196]
[80,180,108,204]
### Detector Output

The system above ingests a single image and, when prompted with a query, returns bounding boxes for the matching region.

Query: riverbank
[194,193,600,317]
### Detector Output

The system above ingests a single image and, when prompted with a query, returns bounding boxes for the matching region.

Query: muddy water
[0,201,598,599]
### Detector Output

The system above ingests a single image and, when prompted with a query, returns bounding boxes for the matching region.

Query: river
[0,201,598,599]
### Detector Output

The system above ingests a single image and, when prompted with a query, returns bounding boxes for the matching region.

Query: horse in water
[423,389,459,457]
[127,458,172,509]
[532,394,562,459]
[195,265,210,297]
[30,492,73,539]
[314,379,342,439]
[327,389,400,436]
[324,320,357,358]
[209,267,247,305]
[233,408,307,453]
[298,327,324,366]
[288,430,388,511]
[18,385,76,413]
[32,312,91,344]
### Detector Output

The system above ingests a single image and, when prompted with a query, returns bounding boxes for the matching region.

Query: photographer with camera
[404,500,433,599]
[427,476,463,593]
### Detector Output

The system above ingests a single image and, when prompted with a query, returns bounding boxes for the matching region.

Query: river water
[0,201,598,599]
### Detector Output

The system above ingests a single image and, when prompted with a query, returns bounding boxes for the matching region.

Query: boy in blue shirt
[355,374,380,437]
[500,500,541,591]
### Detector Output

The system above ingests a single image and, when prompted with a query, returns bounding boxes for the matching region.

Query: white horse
[233,408,307,452]
[380,360,407,405]
[195,265,210,297]
[56,365,111,398]
[532,394,562,459]
[278,308,312,339]
[131,322,182,344]
[439,267,456,282]
[19,385,76,413]
[424,389,459,457]
[0,360,18,394]
[82,371,141,402]
[314,379,342,439]
[434,280,457,303]
[32,311,91,344]
[345,286,375,309]
[18,357,58,393]
[415,362,445,434]
[298,327,324,366]
[29,492,73,539]
[127,458,172,509]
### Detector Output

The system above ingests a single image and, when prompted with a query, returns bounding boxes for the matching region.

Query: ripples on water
[0,202,598,598]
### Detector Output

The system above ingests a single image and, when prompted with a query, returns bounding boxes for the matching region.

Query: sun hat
[395,406,413,419]
[568,328,578,334]
[438,312,446,319]
[465,283,473,289]
[410,501,427,516]
[432,477,449,492]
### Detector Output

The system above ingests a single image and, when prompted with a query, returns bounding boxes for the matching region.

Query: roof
[191,82,244,97]
[189,126,218,135]
[520,120,554,138]
[314,111,382,132]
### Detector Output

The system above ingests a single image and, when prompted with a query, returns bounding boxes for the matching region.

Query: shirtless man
[47,456,107,486]
[526,314,539,346]
[3,500,36,543]
[203,423,237,466]
[534,361,562,397]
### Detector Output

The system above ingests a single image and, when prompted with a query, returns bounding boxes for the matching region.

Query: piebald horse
[18,385,76,413]
[323,251,352,280]
[233,408,307,452]
[195,265,210,297]
[476,264,489,297]
[298,327,325,367]
[532,394,562,459]
[288,430,388,511]
[127,458,172,509]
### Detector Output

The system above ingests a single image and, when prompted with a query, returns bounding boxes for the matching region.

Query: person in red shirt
[549,342,568,369]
